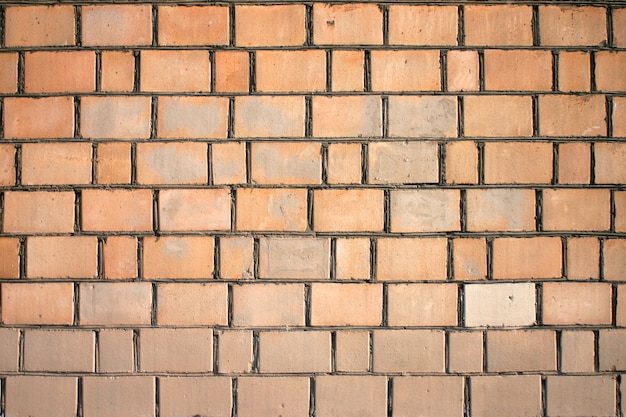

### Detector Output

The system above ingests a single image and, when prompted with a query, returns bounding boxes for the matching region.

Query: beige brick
[335,331,370,373]
[391,189,460,232]
[251,142,321,185]
[543,282,612,325]
[236,188,308,232]
[600,329,626,371]
[136,142,208,185]
[235,96,304,138]
[27,236,98,279]
[143,236,214,279]
[447,51,480,92]
[313,96,381,137]
[237,377,309,417]
[331,50,364,92]
[561,330,595,373]
[335,238,370,280]
[212,142,247,185]
[140,329,213,372]
[493,237,562,279]
[453,238,487,280]
[471,376,542,417]
[373,330,444,372]
[368,141,438,184]
[80,282,151,326]
[220,236,254,279]
[159,188,231,232]
[567,237,600,279]
[103,236,137,279]
[157,96,227,139]
[316,376,387,417]
[547,376,615,417]
[377,238,448,281]
[2,283,74,325]
[310,283,382,326]
[159,377,231,417]
[83,377,155,417]
[258,237,329,279]
[314,189,384,232]
[217,330,253,374]
[604,239,626,281]
[393,376,464,417]
[540,6,607,46]
[157,283,228,326]
[484,142,553,184]
[259,331,330,373]
[388,96,457,138]
[24,329,94,372]
[4,191,75,233]
[465,5,533,46]
[465,283,536,327]
[448,331,483,373]
[466,189,535,232]
[618,285,626,327]
[6,376,77,417]
[0,328,19,372]
[232,283,305,327]
[446,140,478,184]
[327,143,362,184]
[487,330,556,372]
[98,329,134,373]
[387,283,457,326]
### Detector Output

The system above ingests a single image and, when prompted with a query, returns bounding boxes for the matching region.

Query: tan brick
[143,236,214,279]
[448,331,483,373]
[27,236,98,279]
[24,51,94,94]
[377,238,447,281]
[140,328,212,372]
[559,51,591,92]
[616,8,626,48]
[331,50,364,92]
[316,376,387,417]
[158,5,229,46]
[618,191,626,233]
[236,188,307,232]
[464,95,533,137]
[547,376,615,417]
[0,329,20,372]
[159,377,231,417]
[314,4,382,45]
[98,329,134,373]
[2,283,73,325]
[567,237,600,280]
[235,96,305,138]
[601,329,626,371]
[595,142,626,184]
[237,377,309,417]
[0,145,16,185]
[102,236,137,279]
[6,376,77,417]
[493,237,562,279]
[388,5,457,46]
[0,238,20,279]
[251,142,321,185]
[96,142,131,184]
[614,97,626,138]
[485,50,552,91]
[327,143,361,184]
[314,189,384,232]
[388,96,457,137]
[220,236,254,279]
[259,331,330,373]
[24,329,94,372]
[540,6,607,46]
[258,237,329,279]
[3,191,74,233]
[465,283,536,327]
[604,239,626,281]
[5,5,75,47]
[137,142,208,185]
[371,50,440,91]
[393,377,464,417]
[101,51,134,92]
[217,330,253,374]
[4,96,74,139]
[232,283,304,327]
[82,5,152,46]
[561,330,595,373]
[453,238,487,281]
[82,189,152,232]
[235,5,306,47]
[597,51,626,91]
[391,189,460,232]
[313,96,381,137]
[159,188,231,231]
[81,96,151,139]
[484,142,552,184]
[212,142,247,185]
[0,53,17,93]
[543,189,610,231]
[22,142,91,185]
[257,50,325,92]
[487,330,556,372]
[447,50,479,92]
[335,238,370,280]
[471,376,542,417]
[336,331,369,373]
[543,282,611,325]
[157,96,228,139]
[373,330,444,372]
[465,5,533,46]
[368,141,438,184]
[540,95,606,137]
[80,283,151,326]
[446,140,478,184]
[83,377,155,417]
[310,283,382,326]
[388,283,457,327]
[215,51,249,93]
[466,189,535,232]
[156,283,228,326]
[619,285,626,327]
[141,50,210,93]
[559,142,591,184]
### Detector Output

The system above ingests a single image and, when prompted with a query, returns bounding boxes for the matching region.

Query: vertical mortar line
[150,96,158,139]
[532,5,540,47]
[245,142,252,184]
[482,331,488,373]
[0,375,5,417]
[384,189,391,233]
[75,5,82,46]
[382,283,388,327]
[477,50,485,92]
[463,376,471,417]
[556,329,562,373]
[382,5,389,46]
[535,282,543,326]
[386,377,393,417]
[486,237,493,280]
[457,6,465,47]
[460,189,467,232]
[599,237,605,281]
[0,98,4,139]
[77,377,83,417]
[229,5,236,47]
[18,329,24,372]
[325,50,332,92]
[457,284,465,327]
[74,190,82,233]
[230,187,236,232]
[552,50,558,92]
[562,236,568,279]
[330,331,337,373]
[0,192,3,235]
[590,142,596,185]
[444,331,451,373]
[231,378,238,417]
[611,189,617,233]
[361,142,368,184]
[14,144,21,186]
[457,96,464,139]
[541,376,547,417]
[154,377,160,417]
[590,51,597,92]
[151,5,158,47]
[19,237,26,279]
[532,95,539,137]
[207,143,213,186]
[0,6,4,48]
[438,142,446,185]
[370,238,377,281]
[477,142,485,185]
[305,283,312,327]
[613,283,619,327]
[382,96,389,138]
[213,331,219,374]
[151,282,157,326]
[130,142,137,185]
[617,374,623,417]
[307,188,314,232]
[594,329,600,372]
[253,237,260,279]
[308,377,316,417]
[210,51,216,93]
[447,238,454,281]
[607,95,614,139]
[305,95,313,138]
[228,97,235,139]
[17,52,24,94]
[152,189,160,235]
[227,284,233,327]
[321,143,329,185]
[330,237,336,280]
[91,143,98,185]
[94,330,100,373]
[306,4,313,46]
[552,142,559,185]
[74,96,81,139]
[535,189,543,232]
[252,331,260,373]
[214,236,221,279]
[137,236,144,280]
[73,282,80,326]
[607,6,614,48]
[133,50,141,93]
[440,50,448,93]
[95,51,102,93]
[133,329,140,372]
[249,51,256,94]
[364,50,372,92]
[368,330,374,372]
[97,237,104,279]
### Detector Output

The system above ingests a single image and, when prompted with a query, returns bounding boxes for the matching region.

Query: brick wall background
[0,1,625,416]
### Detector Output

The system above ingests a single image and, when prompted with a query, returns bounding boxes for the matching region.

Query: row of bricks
[1,236,624,281]
[0,328,624,374]
[1,49,626,94]
[1,374,622,417]
[3,4,626,48]
[1,281,625,327]
[4,95,626,139]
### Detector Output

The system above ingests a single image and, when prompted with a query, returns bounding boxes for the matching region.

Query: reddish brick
[539,94,606,137]
[484,142,552,184]
[615,8,626,47]
[96,142,131,184]
[21,142,91,185]
[310,283,382,326]
[313,96,381,137]
[2,283,73,325]
[617,191,626,232]
[98,329,134,373]
[614,97,626,138]
[157,96,228,139]
[103,236,137,279]
[143,236,214,279]
[488,330,556,372]
[484,50,552,91]
[0,145,15,186]
[547,376,615,416]
[596,51,626,91]
[371,50,440,91]
[257,50,325,92]
[214,51,249,93]
[335,238,370,280]
[466,189,535,232]
[448,331,483,373]
[314,189,384,232]
[259,331,330,373]
[141,50,210,93]
[373,330,444,372]
[137,142,208,185]
[493,237,562,279]
[232,283,304,327]
[388,96,457,137]
[140,328,212,372]
[220,236,254,279]
[0,238,20,279]
[316,376,387,417]
[24,329,94,372]
[595,142,626,184]
[236,188,307,232]
[560,330,595,373]
[157,283,228,326]
[453,238,487,280]
[335,331,370,372]
[471,376,542,417]
[543,189,610,231]
[0,330,19,371]
[447,50,479,92]
[5,5,75,47]
[327,143,362,184]
[388,283,457,326]
[540,6,607,46]
[25,51,95,93]
[3,191,74,233]
[101,51,135,92]
[258,237,329,279]
[368,141,438,184]
[159,377,231,417]
[388,5,457,45]
[4,97,74,139]
[82,96,151,139]
[27,236,97,279]
[314,4,383,45]
[559,51,591,92]
[331,50,364,92]
[391,189,459,232]
[235,96,305,138]
[465,283,536,327]
[212,142,247,185]
[394,377,464,417]
[0,53,18,93]
[82,5,152,46]
[559,142,591,184]
[80,282,152,326]
[567,237,600,280]
[158,6,229,46]
[377,238,447,281]
[464,95,532,137]
[465,5,533,46]
[446,141,478,184]
[83,377,154,417]
[604,239,626,281]
[251,142,321,185]
[217,330,253,373]
[235,5,306,47]
[82,189,152,232]
[6,376,77,417]
[237,377,309,417]
[159,188,231,231]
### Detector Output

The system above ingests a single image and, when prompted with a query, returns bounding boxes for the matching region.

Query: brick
[388,96,457,137]
[601,329,626,371]
[596,51,626,91]
[137,142,208,184]
[314,4,382,45]
[560,330,595,373]
[377,238,447,281]
[466,189,535,232]
[567,237,600,280]
[484,50,552,91]
[237,377,309,417]
[259,331,330,373]
[371,50,440,91]
[236,188,307,232]
[83,377,154,417]
[159,377,231,417]
[335,238,370,280]
[604,239,626,281]
[103,236,137,279]
[464,95,532,137]
[24,329,94,372]
[335,331,369,372]
[559,51,591,92]
[96,142,131,184]
[316,376,387,417]
[484,142,552,184]
[141,50,210,93]
[235,5,305,47]
[3,191,74,233]
[616,8,626,47]
[0,238,20,278]
[391,189,460,232]
[487,330,556,372]
[212,142,247,185]
[445,141,478,184]
[214,51,248,93]
[257,50,325,92]
[82,189,152,232]
[313,96,381,137]
[159,188,231,231]
[617,191,626,232]
[331,50,364,92]
[80,282,152,326]
[540,6,607,46]
[394,377,464,417]
[235,96,305,137]
[614,97,626,138]
[493,237,562,279]
[547,376,615,417]
[559,142,591,184]
[0,145,16,185]
[0,53,18,93]
[543,189,610,231]
[539,94,606,137]
[82,96,151,139]
[259,238,329,279]
[543,282,611,325]
[232,283,304,327]
[220,237,254,279]
[310,283,382,326]
[471,376,541,417]
[595,142,626,184]
[373,330,444,372]
[143,236,214,279]
[98,329,134,373]
[327,143,361,184]
[157,96,228,139]
[314,189,384,232]
[453,238,487,281]
[368,141,438,184]
[2,283,73,325]
[6,376,77,417]
[27,236,97,279]
[619,285,626,326]
[5,5,74,46]
[4,97,74,139]
[101,51,135,92]
[158,6,229,46]
[217,330,253,373]
[82,5,152,46]
[388,283,457,326]
[465,5,533,46]
[140,328,212,372]
[22,142,92,185]
[447,50,479,92]
[251,142,321,185]
[465,283,536,327]
[448,331,483,373]
[25,51,95,93]
[388,5,457,45]
[0,329,19,370]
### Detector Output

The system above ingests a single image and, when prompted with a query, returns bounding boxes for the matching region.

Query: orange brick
[465,5,533,46]
[371,50,440,91]
[24,329,94,372]
[137,142,208,185]
[448,331,483,373]
[98,329,134,373]
[388,96,457,137]
[596,51,626,91]
[595,142,626,184]
[256,50,325,93]
[316,376,387,417]
[466,189,535,232]
[614,97,626,138]
[368,141,438,184]
[27,236,97,279]
[237,377,309,417]
[2,283,73,325]
[82,189,152,232]
[335,238,370,280]
[314,4,382,45]
[5,5,75,47]
[6,376,77,417]
[488,329,556,372]
[388,5,457,45]
[567,237,600,280]
[25,51,95,93]
[235,96,305,138]
[331,50,364,92]
[157,96,228,139]
[159,377,231,417]
[540,6,607,46]
[604,239,626,281]
[21,142,91,185]
[560,330,595,373]
[471,376,541,417]
[445,141,478,184]
[559,142,591,184]
[82,96,151,139]
[235,5,306,47]
[96,142,131,184]
[0,238,20,278]
[464,95,532,137]
[559,51,591,92]
[547,376,615,416]
[159,188,230,232]
[617,191,626,232]
[335,331,369,372]
[212,142,247,185]
[83,377,154,417]
[259,331,330,373]
[447,50,479,92]
[484,50,552,91]
[82,5,152,46]
[377,238,447,281]
[314,189,384,232]
[310,283,382,326]
[140,328,212,372]
[232,283,304,327]
[394,377,464,417]
[0,329,19,369]
[0,145,15,185]
[101,51,135,92]
[103,236,137,279]
[143,236,214,279]
[543,189,610,231]
[158,5,229,46]
[214,51,249,93]
[157,283,227,326]
[484,142,552,184]
[80,282,151,326]
[615,8,626,47]
[544,282,612,325]
[388,283,457,326]
[236,188,307,232]
[251,142,321,185]
[618,285,626,326]
[493,237,562,279]
[539,94,606,136]
[258,237,329,279]
[0,53,18,93]
[4,97,74,139]
[453,238,487,280]
[465,283,536,327]
[220,236,254,279]
[600,329,626,370]
[373,330,444,372]
[141,50,210,93]
[217,330,253,373]
[3,191,74,234]
[327,143,361,184]
[313,96,381,137]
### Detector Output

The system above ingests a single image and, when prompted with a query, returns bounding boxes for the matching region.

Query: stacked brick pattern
[0,2,626,416]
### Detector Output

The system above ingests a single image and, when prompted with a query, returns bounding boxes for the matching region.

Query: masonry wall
[0,1,625,416]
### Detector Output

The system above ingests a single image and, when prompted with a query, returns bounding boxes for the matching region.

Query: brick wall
[0,1,625,416]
